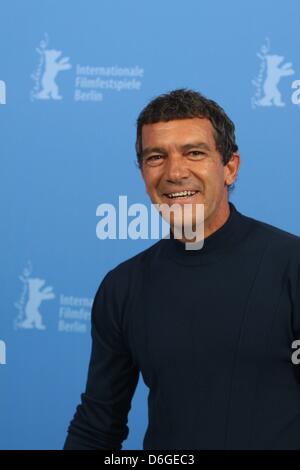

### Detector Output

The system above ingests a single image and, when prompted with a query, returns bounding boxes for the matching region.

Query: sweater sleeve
[63,270,140,450]
[287,242,300,334]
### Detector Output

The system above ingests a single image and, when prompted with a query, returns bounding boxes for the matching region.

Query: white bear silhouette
[258,54,294,106]
[0,80,6,105]
[0,340,6,365]
[19,278,55,330]
[36,49,71,100]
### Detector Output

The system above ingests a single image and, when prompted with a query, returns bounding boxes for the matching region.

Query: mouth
[162,190,201,202]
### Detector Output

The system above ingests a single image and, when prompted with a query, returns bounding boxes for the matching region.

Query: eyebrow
[142,147,166,158]
[142,142,211,158]
[181,142,211,152]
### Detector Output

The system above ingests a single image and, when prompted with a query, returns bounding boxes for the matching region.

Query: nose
[164,152,190,183]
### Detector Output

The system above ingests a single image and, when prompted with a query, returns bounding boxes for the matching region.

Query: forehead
[141,117,217,149]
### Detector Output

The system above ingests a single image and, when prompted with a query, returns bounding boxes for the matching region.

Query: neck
[170,199,231,244]
[163,202,252,266]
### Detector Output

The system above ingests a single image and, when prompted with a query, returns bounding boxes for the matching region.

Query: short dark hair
[135,88,238,174]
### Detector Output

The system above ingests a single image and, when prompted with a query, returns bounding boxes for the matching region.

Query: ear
[224,152,240,186]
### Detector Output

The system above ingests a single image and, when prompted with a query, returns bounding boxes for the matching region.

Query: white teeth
[167,190,197,198]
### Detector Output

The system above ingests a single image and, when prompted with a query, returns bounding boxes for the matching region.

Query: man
[64,89,300,450]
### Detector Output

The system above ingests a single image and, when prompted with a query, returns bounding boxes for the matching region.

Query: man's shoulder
[241,209,300,252]
[104,239,164,283]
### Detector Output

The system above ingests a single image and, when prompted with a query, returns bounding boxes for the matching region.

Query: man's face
[140,117,240,236]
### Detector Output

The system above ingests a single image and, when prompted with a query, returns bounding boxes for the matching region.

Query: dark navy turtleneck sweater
[64,202,300,450]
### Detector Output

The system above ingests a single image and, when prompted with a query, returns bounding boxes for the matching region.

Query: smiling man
[139,115,239,245]
[64,89,300,450]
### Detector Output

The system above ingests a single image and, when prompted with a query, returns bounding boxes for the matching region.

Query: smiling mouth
[163,190,200,199]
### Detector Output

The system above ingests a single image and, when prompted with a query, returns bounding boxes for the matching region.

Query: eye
[148,155,161,160]
[145,155,163,165]
[188,150,206,158]
[188,150,205,157]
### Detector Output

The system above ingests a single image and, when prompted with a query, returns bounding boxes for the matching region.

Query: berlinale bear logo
[14,261,55,331]
[252,37,294,108]
[0,79,6,104]
[31,33,71,101]
[0,340,6,365]
[258,54,294,106]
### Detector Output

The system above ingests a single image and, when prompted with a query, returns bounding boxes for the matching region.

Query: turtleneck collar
[161,202,252,266]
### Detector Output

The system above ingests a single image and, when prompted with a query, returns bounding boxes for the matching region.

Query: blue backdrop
[1,0,300,450]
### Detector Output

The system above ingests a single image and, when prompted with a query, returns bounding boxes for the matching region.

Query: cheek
[199,163,225,189]
[204,163,224,186]
[143,169,161,191]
